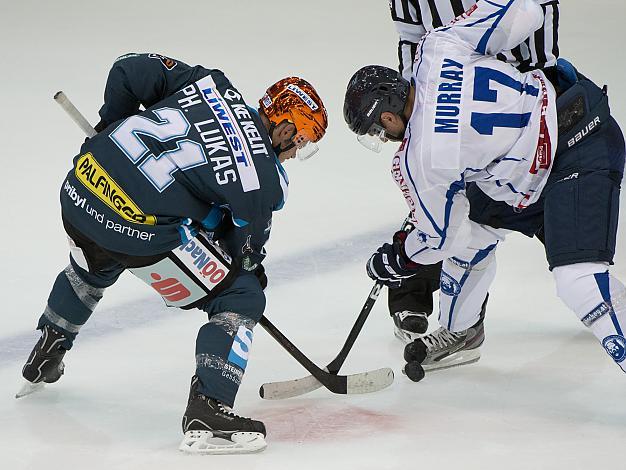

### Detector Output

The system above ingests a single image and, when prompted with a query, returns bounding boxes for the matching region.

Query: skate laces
[422,327,465,351]
[397,311,426,321]
[216,401,250,422]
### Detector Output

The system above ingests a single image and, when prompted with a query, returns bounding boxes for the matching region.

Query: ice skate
[392,310,429,343]
[405,318,484,371]
[179,376,266,455]
[16,325,67,398]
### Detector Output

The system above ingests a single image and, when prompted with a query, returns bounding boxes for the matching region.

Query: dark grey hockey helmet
[343,65,410,152]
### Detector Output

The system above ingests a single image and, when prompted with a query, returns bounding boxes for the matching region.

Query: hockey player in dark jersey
[17,53,328,454]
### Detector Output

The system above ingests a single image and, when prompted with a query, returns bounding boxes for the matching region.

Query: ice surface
[1,1,625,469]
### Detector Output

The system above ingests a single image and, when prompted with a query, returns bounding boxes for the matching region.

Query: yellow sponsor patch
[75,153,156,225]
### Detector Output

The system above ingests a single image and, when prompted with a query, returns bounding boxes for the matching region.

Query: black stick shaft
[258,316,346,393]
[326,283,382,373]
[324,218,413,374]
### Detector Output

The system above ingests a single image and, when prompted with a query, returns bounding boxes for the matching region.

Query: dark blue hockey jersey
[60,53,288,270]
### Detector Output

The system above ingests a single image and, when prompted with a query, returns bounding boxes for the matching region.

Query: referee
[386,0,560,343]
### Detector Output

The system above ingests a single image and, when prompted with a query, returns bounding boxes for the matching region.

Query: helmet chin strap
[269,121,297,157]
[273,141,295,158]
[268,121,282,155]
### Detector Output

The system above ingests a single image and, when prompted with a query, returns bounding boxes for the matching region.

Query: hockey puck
[403,361,425,382]
[404,340,427,363]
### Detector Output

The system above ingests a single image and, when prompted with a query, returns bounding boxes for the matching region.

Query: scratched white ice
[1,1,625,469]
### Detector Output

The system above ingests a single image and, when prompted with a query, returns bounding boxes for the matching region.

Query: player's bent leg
[18,255,123,398]
[439,243,497,332]
[544,93,625,372]
[389,263,441,342]
[180,274,267,455]
[553,263,626,372]
[405,244,498,372]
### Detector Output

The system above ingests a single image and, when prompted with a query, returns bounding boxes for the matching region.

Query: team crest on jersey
[602,335,626,363]
[75,153,156,225]
[148,53,177,70]
[440,271,461,297]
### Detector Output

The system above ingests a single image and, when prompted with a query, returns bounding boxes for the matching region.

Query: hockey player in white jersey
[344,0,626,377]
[386,0,560,345]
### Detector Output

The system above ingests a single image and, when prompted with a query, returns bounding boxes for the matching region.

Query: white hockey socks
[439,246,497,332]
[553,262,626,372]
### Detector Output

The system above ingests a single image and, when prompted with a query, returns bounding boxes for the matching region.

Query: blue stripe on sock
[594,271,623,336]
[446,243,497,330]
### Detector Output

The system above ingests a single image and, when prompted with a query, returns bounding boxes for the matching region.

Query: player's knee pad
[39,264,106,348]
[199,274,266,322]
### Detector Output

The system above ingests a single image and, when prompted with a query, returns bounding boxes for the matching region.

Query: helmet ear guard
[343,65,410,151]
[260,77,328,160]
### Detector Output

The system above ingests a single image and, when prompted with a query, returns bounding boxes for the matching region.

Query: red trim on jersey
[529,73,552,175]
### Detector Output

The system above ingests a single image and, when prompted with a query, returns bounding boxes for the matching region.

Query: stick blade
[346,367,394,395]
[259,374,323,400]
[259,367,394,400]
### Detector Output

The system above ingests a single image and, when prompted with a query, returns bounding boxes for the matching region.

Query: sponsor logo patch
[582,302,612,327]
[75,153,156,225]
[173,237,230,290]
[262,93,272,108]
[286,83,319,111]
[150,273,191,302]
[148,53,177,70]
[228,326,253,369]
[602,335,626,363]
[450,257,471,270]
[196,75,260,192]
[440,271,461,296]
[130,258,207,308]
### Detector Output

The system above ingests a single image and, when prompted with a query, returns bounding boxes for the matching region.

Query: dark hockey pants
[37,221,265,407]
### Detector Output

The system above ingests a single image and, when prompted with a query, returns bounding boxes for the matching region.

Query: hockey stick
[260,220,415,399]
[54,92,97,138]
[259,282,384,399]
[258,315,393,395]
[54,91,394,397]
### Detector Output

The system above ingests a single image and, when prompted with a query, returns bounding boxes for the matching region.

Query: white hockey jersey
[396,0,558,264]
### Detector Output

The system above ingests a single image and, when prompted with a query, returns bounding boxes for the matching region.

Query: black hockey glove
[366,230,421,288]
[254,264,268,291]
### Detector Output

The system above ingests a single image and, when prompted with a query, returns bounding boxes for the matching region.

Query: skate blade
[394,327,426,344]
[179,430,267,455]
[422,349,481,372]
[15,381,45,399]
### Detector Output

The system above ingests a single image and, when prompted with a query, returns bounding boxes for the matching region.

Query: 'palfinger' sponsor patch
[75,152,156,225]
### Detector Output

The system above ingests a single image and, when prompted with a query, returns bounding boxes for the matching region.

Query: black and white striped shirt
[390,0,560,80]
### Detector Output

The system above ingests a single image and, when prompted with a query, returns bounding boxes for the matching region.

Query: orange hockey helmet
[260,77,328,160]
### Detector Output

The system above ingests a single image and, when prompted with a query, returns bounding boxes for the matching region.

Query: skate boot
[404,319,484,371]
[404,295,488,371]
[179,376,267,455]
[392,310,429,343]
[16,324,68,398]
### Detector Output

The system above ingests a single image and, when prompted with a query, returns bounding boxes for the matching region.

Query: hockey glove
[366,230,421,288]
[254,264,268,291]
